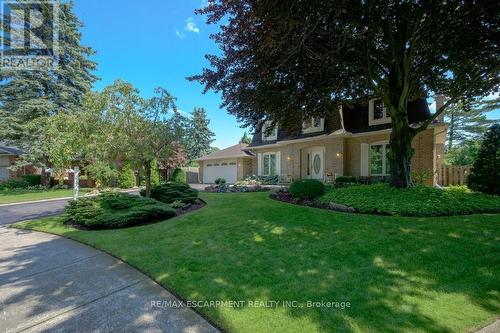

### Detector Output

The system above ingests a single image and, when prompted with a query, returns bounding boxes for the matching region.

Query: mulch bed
[64,199,206,230]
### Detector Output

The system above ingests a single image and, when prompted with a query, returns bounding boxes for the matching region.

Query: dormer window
[369,99,391,126]
[262,121,278,141]
[302,117,324,134]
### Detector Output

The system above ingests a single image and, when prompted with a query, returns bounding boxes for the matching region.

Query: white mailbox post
[73,166,80,200]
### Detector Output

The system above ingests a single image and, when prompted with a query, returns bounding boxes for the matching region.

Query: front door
[309,149,324,180]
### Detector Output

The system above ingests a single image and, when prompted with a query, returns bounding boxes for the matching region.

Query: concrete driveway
[0,227,219,333]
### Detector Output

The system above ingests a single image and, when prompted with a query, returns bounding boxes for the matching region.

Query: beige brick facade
[252,125,446,185]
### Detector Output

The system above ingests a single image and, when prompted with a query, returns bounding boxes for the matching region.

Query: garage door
[204,161,237,183]
[0,156,10,181]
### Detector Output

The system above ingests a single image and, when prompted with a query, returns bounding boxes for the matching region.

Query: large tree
[185,107,215,160]
[0,0,98,185]
[191,0,499,187]
[445,97,499,150]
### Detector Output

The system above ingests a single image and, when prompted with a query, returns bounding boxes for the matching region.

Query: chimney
[434,95,446,123]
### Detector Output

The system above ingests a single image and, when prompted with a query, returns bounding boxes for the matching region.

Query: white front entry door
[309,149,324,180]
[203,161,237,183]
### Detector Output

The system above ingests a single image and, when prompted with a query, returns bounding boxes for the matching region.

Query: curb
[0,189,139,208]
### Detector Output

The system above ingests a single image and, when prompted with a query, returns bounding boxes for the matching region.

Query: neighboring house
[196,143,255,183]
[0,144,39,181]
[249,97,447,185]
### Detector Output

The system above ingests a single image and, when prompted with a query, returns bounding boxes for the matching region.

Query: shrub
[334,176,358,187]
[171,168,186,183]
[144,182,198,204]
[22,174,42,186]
[118,167,136,188]
[289,179,325,200]
[468,124,499,195]
[0,178,29,190]
[214,177,226,185]
[318,183,500,216]
[65,192,175,229]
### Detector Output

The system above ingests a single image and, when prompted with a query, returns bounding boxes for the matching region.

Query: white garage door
[204,161,237,183]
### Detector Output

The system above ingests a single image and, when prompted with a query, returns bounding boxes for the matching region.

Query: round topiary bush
[289,179,325,200]
[171,168,186,183]
[214,177,226,185]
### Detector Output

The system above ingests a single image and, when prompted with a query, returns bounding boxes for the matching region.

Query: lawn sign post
[73,166,80,200]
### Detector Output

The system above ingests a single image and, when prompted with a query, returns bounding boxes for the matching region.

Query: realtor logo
[1,0,59,70]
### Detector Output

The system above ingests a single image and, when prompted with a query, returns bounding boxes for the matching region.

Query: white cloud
[175,29,185,39]
[184,17,200,34]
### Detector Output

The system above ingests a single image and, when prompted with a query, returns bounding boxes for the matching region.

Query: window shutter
[258,153,262,176]
[360,143,369,176]
[276,151,281,176]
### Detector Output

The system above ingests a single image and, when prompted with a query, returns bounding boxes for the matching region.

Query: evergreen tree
[186,107,215,160]
[445,98,498,150]
[467,124,500,195]
[0,0,98,183]
[240,131,252,144]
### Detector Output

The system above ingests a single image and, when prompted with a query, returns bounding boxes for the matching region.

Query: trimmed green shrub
[118,167,136,189]
[171,168,186,183]
[334,176,358,187]
[289,179,325,200]
[22,174,42,186]
[468,124,499,195]
[65,192,175,229]
[214,177,226,185]
[318,183,500,216]
[143,182,198,204]
[0,178,29,190]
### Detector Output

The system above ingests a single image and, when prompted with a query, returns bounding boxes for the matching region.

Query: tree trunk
[144,160,152,197]
[389,116,415,188]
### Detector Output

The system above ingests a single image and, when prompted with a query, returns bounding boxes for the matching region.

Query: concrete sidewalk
[0,227,219,333]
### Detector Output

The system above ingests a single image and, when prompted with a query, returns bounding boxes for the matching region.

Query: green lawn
[0,188,92,204]
[14,192,500,333]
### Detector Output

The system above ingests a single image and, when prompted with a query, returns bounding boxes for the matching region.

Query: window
[221,162,228,166]
[369,99,391,126]
[370,143,391,176]
[206,164,212,167]
[229,162,236,165]
[262,121,278,141]
[262,152,277,176]
[214,163,219,166]
[302,117,324,133]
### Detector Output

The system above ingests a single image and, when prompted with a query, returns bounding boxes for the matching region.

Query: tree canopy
[191,0,499,187]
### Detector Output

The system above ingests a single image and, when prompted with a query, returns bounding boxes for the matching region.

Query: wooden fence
[438,165,470,186]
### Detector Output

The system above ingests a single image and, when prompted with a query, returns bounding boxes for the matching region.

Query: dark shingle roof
[0,144,23,155]
[249,98,431,147]
[196,143,255,161]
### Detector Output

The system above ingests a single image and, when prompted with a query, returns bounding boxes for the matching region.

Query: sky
[73,0,244,149]
[73,0,499,149]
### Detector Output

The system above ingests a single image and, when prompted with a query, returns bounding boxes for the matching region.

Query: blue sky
[73,0,245,149]
[73,0,498,149]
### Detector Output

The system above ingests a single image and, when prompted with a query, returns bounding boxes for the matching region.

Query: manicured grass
[0,188,92,204]
[14,192,500,333]
[318,184,500,216]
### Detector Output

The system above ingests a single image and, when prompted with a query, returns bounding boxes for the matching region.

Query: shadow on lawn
[9,193,500,333]
[152,195,500,332]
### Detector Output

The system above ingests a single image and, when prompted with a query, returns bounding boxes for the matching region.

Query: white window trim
[302,117,325,134]
[368,99,391,126]
[369,141,390,176]
[260,151,280,176]
[262,121,278,141]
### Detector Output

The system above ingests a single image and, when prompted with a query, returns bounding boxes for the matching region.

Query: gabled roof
[249,98,431,147]
[196,143,255,161]
[0,143,23,156]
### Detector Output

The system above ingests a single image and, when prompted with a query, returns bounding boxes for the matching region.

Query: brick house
[0,144,40,181]
[196,97,447,185]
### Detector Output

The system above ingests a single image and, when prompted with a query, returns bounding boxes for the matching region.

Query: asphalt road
[0,198,70,225]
